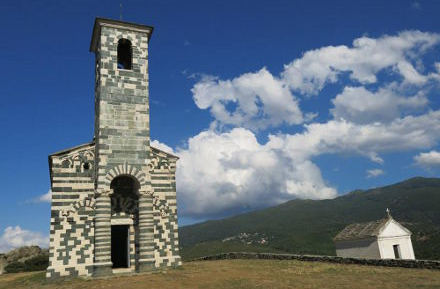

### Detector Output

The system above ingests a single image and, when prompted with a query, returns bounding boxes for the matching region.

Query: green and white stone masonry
[46,18,181,278]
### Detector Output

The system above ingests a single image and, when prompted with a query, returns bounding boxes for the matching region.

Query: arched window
[110,175,139,199]
[110,175,139,215]
[117,39,132,70]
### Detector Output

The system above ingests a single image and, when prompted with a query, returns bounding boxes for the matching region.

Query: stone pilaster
[137,188,155,271]
[93,189,112,276]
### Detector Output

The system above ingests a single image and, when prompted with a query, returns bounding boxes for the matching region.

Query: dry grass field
[1,259,440,289]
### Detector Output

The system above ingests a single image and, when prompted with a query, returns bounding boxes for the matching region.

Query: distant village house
[334,210,415,260]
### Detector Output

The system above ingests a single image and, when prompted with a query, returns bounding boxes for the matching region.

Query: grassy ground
[1,259,440,289]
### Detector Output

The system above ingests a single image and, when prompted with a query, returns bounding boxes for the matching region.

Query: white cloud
[282,31,439,95]
[190,31,439,132]
[428,62,440,81]
[180,30,440,218]
[331,85,428,124]
[174,109,440,217]
[414,150,440,168]
[0,226,48,253]
[176,128,336,217]
[191,68,304,130]
[38,190,52,202]
[366,169,385,178]
[26,190,52,204]
[275,110,440,163]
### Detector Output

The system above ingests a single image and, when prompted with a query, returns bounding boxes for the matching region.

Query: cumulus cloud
[282,31,440,95]
[176,128,336,217]
[331,85,428,124]
[366,169,385,178]
[190,31,439,131]
[177,30,440,218]
[414,150,440,168]
[175,110,440,217]
[192,68,304,130]
[271,110,440,163]
[0,226,48,253]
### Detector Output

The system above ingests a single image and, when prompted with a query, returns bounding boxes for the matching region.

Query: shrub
[24,255,49,271]
[4,254,49,273]
[5,261,26,273]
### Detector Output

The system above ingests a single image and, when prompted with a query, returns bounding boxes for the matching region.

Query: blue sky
[1,0,440,251]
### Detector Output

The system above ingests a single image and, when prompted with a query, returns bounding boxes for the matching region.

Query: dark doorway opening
[111,225,129,268]
[393,244,401,259]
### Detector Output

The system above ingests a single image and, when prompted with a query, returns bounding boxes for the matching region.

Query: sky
[0,0,440,252]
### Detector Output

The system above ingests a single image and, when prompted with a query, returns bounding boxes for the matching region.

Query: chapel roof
[333,217,391,241]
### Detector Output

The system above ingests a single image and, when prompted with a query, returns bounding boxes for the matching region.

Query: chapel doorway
[111,225,130,268]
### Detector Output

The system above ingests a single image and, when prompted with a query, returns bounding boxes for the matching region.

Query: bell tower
[90,18,155,276]
[90,18,153,174]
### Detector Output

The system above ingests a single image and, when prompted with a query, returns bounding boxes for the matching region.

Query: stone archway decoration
[154,197,170,217]
[59,149,94,172]
[103,162,147,191]
[60,197,96,219]
[147,156,171,172]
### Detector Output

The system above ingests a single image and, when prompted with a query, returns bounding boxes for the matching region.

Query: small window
[393,244,401,259]
[83,162,90,170]
[117,39,132,70]
[61,159,71,168]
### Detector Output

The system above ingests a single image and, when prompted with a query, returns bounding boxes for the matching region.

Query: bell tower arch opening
[117,38,132,70]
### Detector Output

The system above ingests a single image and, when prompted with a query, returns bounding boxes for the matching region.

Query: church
[334,210,415,260]
[46,18,181,278]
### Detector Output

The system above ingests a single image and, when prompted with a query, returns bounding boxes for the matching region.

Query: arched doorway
[110,175,140,269]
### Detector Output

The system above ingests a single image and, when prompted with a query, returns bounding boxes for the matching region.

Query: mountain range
[179,177,440,260]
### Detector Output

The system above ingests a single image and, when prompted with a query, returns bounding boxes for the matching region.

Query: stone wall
[47,144,96,278]
[150,147,181,268]
[193,252,440,270]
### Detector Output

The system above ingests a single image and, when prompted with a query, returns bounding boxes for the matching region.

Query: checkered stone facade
[47,18,181,279]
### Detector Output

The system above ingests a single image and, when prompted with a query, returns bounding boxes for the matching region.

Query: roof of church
[49,141,95,157]
[333,217,391,241]
[150,146,179,159]
[49,140,179,159]
[90,17,154,52]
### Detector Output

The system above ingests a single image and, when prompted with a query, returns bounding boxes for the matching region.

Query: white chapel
[334,209,415,260]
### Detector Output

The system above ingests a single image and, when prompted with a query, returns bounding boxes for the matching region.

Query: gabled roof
[334,218,390,241]
[49,141,95,157]
[48,140,178,159]
[150,146,179,159]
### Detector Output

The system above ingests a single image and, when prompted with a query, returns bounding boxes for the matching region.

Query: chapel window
[117,39,132,70]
